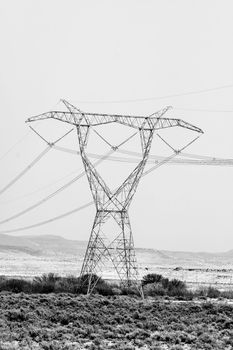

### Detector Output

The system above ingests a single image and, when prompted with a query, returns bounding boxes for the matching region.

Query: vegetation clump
[0,273,232,301]
[0,292,232,349]
[142,273,191,299]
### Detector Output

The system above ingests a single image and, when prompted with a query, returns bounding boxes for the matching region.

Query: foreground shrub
[75,273,104,294]
[142,274,188,298]
[167,279,187,297]
[143,282,165,296]
[120,285,141,296]
[0,278,33,293]
[206,286,221,298]
[142,273,163,286]
[33,273,61,293]
[221,289,233,299]
[1,272,232,301]
[54,275,80,293]
[195,286,221,299]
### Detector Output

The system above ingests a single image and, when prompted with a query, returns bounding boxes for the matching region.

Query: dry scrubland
[0,292,233,350]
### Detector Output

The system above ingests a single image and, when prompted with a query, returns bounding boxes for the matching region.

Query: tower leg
[80,209,143,296]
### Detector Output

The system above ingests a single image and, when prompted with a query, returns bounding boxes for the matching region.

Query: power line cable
[0,168,80,205]
[69,83,233,104]
[0,150,114,225]
[174,107,233,113]
[0,146,51,197]
[0,130,138,223]
[53,143,232,162]
[1,149,232,207]
[1,145,233,234]
[0,130,31,162]
[0,151,174,234]
[1,126,232,231]
[0,201,94,234]
[0,128,74,197]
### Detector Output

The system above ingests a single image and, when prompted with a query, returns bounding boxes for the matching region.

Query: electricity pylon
[26,101,203,295]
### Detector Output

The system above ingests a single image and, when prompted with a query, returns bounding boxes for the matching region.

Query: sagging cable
[0,150,113,225]
[0,128,74,197]
[0,201,93,234]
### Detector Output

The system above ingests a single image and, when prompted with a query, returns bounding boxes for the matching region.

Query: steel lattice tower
[26,101,203,294]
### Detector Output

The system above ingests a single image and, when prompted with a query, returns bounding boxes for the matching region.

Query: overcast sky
[0,0,233,252]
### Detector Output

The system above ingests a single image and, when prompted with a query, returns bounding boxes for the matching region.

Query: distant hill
[136,248,233,268]
[0,234,87,256]
[0,233,232,267]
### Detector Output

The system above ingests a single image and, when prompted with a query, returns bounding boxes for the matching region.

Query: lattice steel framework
[26,101,203,295]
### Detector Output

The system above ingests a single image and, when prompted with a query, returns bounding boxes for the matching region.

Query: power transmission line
[0,150,114,225]
[69,83,233,104]
[0,146,51,197]
[0,168,80,205]
[0,201,94,234]
[0,128,73,197]
[53,144,233,164]
[5,138,230,235]
[1,148,232,207]
[0,134,203,232]
[0,130,31,162]
[0,150,176,233]
[174,107,233,113]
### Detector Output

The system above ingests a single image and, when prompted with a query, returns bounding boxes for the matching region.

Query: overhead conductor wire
[0,128,139,228]
[0,133,200,233]
[0,149,114,225]
[70,83,233,104]
[0,130,31,162]
[0,153,170,234]
[0,128,74,197]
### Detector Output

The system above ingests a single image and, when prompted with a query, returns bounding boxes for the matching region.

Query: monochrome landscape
[1,0,233,349]
[1,234,233,289]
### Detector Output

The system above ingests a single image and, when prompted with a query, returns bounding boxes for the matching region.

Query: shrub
[0,278,32,293]
[75,273,113,295]
[142,273,188,298]
[161,277,169,289]
[143,283,166,297]
[142,274,163,286]
[0,273,124,295]
[194,286,221,299]
[206,286,221,299]
[95,281,115,296]
[54,275,79,293]
[120,285,141,296]
[221,290,233,299]
[7,309,28,322]
[167,279,187,297]
[33,273,61,293]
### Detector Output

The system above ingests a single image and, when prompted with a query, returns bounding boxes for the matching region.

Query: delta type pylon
[26,101,203,294]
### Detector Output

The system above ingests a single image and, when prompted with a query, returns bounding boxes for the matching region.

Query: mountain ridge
[0,234,232,263]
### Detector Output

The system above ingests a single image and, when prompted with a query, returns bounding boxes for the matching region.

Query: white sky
[0,0,233,252]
